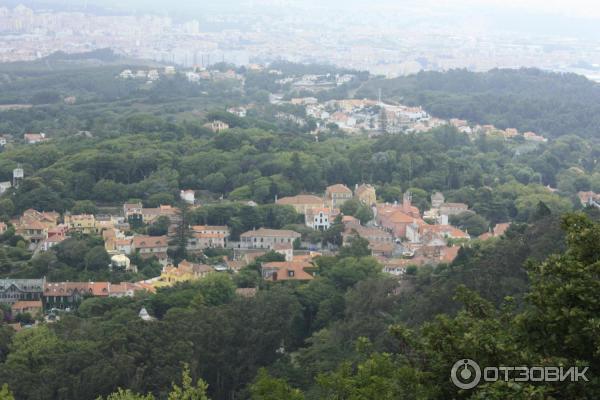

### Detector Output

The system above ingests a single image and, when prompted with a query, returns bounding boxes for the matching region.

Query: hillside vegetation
[358,68,600,139]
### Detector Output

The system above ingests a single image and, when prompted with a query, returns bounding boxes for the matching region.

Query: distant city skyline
[1,1,599,81]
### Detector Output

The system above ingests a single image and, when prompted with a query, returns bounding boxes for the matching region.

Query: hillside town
[0,179,513,329]
[113,64,550,142]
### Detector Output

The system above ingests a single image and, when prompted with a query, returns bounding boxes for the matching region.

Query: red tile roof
[132,235,168,248]
[240,228,300,238]
[263,261,315,281]
[277,195,324,205]
[326,184,352,194]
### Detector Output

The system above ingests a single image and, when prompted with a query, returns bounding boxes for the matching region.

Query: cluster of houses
[7,204,179,270]
[185,67,244,83]
[118,66,176,82]
[274,183,511,276]
[276,183,376,231]
[267,93,550,143]
[0,132,51,147]
[0,278,149,318]
[0,179,517,325]
[449,119,548,142]
[275,73,356,92]
[276,97,438,134]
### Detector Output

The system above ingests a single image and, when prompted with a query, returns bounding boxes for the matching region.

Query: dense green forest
[358,68,600,139]
[0,54,599,399]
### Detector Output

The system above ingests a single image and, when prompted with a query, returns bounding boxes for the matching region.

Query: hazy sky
[459,0,600,18]
[10,0,600,27]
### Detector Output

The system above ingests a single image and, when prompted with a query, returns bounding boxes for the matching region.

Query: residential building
[203,120,229,133]
[180,189,195,204]
[0,181,11,194]
[239,228,301,249]
[16,218,48,247]
[439,203,469,216]
[11,300,43,318]
[40,234,67,251]
[147,70,160,81]
[227,106,247,117]
[261,260,315,281]
[523,131,548,142]
[276,194,324,214]
[108,282,139,298]
[132,235,169,265]
[272,242,294,261]
[115,237,134,255]
[15,209,61,249]
[421,224,470,240]
[342,215,360,225]
[64,213,96,234]
[141,205,178,224]
[187,225,230,253]
[123,202,143,218]
[43,282,109,308]
[154,260,213,288]
[376,196,422,239]
[188,232,227,252]
[24,132,46,144]
[325,184,353,207]
[95,215,119,232]
[20,209,59,229]
[192,225,230,237]
[47,224,68,238]
[0,278,45,305]
[369,242,395,257]
[342,224,393,247]
[354,184,376,206]
[504,128,519,137]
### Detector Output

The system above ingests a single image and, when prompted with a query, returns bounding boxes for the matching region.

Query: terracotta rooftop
[132,235,168,248]
[240,228,300,238]
[326,184,352,194]
[262,261,315,281]
[276,194,324,205]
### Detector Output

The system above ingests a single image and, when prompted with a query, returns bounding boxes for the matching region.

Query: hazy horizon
[2,0,600,78]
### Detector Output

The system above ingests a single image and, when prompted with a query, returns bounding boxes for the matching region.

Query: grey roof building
[0,278,45,304]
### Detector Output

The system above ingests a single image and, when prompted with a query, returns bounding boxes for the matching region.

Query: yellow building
[65,214,97,234]
[325,184,353,207]
[276,194,324,214]
[354,184,377,206]
[152,260,214,288]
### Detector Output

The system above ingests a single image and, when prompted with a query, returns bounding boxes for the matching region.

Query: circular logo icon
[451,359,481,389]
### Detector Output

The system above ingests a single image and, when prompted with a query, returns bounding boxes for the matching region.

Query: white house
[180,189,195,205]
[0,181,11,194]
